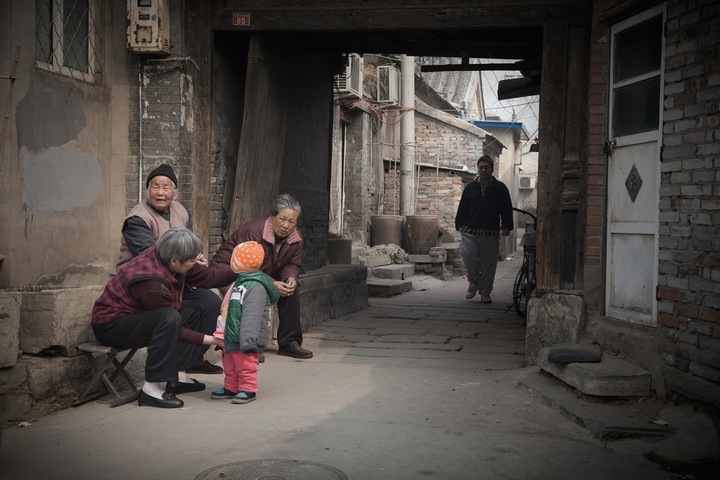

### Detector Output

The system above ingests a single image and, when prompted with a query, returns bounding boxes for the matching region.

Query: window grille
[35,0,104,83]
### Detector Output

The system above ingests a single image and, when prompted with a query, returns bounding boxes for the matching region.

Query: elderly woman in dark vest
[116,163,223,377]
[92,227,235,408]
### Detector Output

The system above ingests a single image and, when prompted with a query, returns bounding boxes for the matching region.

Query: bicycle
[511,208,537,319]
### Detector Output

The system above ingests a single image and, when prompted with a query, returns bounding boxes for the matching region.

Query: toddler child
[211,241,279,404]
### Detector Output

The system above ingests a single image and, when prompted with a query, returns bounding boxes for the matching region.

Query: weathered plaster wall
[0,1,130,289]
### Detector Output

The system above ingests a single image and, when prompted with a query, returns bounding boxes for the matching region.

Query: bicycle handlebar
[512,207,537,221]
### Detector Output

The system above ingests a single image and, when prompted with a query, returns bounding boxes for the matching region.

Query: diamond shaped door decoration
[625,164,643,202]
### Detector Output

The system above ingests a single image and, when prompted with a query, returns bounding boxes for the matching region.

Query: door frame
[605,3,666,325]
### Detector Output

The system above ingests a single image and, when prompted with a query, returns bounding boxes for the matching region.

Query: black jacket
[455,176,514,232]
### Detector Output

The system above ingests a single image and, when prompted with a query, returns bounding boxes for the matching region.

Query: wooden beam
[214,1,593,30]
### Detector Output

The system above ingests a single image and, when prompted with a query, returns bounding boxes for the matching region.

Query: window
[35,0,104,83]
[610,14,663,138]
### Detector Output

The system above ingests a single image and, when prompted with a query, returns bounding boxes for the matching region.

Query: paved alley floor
[0,256,716,479]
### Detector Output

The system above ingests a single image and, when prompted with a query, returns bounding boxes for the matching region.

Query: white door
[606,4,665,326]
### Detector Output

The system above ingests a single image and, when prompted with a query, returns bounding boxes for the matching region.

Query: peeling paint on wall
[181,73,194,132]
[22,147,101,214]
[16,78,86,153]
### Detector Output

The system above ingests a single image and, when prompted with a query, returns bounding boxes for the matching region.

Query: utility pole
[399,55,415,216]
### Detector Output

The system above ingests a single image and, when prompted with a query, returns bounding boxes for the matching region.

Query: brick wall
[380,110,483,235]
[125,2,196,230]
[383,167,464,234]
[582,4,610,312]
[341,108,377,245]
[415,112,485,170]
[588,0,720,406]
[655,0,720,404]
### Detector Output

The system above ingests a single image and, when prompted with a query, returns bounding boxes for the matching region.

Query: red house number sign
[233,13,251,26]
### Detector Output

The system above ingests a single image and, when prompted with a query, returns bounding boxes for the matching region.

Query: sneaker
[480,290,492,303]
[232,391,257,404]
[258,352,265,363]
[186,360,223,374]
[211,387,238,400]
[277,341,313,359]
[465,282,478,299]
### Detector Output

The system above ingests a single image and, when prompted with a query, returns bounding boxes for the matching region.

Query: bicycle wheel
[512,262,528,318]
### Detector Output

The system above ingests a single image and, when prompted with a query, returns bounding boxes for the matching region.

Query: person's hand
[501,229,510,237]
[204,335,224,351]
[274,279,296,297]
[195,253,208,266]
[285,277,297,295]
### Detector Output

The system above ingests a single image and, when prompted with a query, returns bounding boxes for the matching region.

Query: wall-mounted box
[127,0,170,54]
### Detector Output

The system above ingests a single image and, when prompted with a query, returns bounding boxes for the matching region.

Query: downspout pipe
[399,55,415,216]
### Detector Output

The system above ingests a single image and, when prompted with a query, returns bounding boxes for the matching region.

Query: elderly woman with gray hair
[210,193,312,360]
[92,227,235,409]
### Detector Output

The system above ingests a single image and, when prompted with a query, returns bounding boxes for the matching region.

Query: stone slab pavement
[0,256,718,479]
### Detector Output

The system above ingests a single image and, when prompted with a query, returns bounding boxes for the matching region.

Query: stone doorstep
[537,346,652,397]
[371,263,415,280]
[517,370,672,441]
[366,279,413,298]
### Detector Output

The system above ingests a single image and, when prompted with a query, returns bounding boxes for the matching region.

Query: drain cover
[195,459,347,480]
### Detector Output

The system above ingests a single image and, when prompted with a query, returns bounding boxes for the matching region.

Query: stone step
[358,254,393,268]
[537,346,652,397]
[371,263,415,280]
[366,279,413,297]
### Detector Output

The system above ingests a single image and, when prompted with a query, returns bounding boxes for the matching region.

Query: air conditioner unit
[334,54,363,99]
[377,65,400,103]
[518,175,537,190]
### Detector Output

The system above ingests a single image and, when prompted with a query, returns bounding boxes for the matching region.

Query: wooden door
[606,4,665,325]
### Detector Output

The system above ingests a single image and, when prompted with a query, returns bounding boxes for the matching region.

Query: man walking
[455,155,514,303]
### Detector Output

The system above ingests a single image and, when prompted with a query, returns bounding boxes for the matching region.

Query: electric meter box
[127,0,170,54]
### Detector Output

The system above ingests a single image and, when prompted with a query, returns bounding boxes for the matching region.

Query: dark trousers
[177,287,221,370]
[277,289,303,348]
[92,308,180,383]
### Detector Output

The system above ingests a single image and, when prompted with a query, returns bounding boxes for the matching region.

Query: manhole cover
[195,459,347,480]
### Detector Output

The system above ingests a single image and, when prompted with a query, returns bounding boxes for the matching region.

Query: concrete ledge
[359,254,393,268]
[537,346,652,397]
[372,263,415,280]
[0,293,21,367]
[367,279,413,297]
[18,286,102,356]
[299,265,369,330]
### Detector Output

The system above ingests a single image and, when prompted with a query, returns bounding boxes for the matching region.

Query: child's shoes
[211,387,238,399]
[231,391,256,404]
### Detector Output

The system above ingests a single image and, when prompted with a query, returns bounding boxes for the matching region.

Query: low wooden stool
[73,341,140,407]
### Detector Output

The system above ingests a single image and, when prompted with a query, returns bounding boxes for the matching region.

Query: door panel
[608,140,659,225]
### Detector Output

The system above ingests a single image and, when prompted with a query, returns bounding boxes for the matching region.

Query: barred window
[35,0,104,83]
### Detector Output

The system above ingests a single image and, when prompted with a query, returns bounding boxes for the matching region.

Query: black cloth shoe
[278,341,313,359]
[186,360,223,374]
[138,391,184,408]
[166,378,206,394]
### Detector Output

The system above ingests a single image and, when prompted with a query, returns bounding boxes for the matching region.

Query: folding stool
[73,341,140,407]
